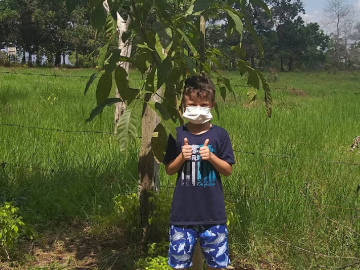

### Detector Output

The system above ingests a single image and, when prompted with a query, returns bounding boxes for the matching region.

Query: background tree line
[0,0,359,71]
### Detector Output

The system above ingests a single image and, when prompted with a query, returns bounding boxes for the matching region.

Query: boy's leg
[198,224,230,269]
[168,225,198,269]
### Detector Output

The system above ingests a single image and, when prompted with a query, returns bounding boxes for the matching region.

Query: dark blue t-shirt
[163,124,235,225]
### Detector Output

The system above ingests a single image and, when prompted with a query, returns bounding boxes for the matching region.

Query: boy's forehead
[185,92,211,102]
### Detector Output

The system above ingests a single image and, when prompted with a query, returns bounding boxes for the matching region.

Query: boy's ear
[211,101,216,108]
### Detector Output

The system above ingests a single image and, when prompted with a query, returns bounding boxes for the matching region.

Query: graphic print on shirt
[181,144,216,187]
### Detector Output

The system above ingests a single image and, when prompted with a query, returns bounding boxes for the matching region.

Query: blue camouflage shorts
[168,224,230,269]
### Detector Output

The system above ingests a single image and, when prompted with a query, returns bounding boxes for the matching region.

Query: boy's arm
[165,153,186,175]
[165,138,192,175]
[200,139,232,176]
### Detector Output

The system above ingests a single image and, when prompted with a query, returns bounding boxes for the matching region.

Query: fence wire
[1,158,360,212]
[1,122,359,167]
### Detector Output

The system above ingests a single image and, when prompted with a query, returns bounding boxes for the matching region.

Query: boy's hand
[182,138,192,161]
[200,139,212,161]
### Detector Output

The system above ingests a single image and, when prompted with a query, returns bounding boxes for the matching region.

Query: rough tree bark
[138,92,161,241]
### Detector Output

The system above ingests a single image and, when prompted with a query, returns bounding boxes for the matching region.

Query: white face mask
[183,106,213,124]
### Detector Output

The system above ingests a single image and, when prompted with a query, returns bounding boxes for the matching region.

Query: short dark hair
[182,76,215,103]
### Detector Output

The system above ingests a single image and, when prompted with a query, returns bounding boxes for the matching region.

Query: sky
[302,0,360,27]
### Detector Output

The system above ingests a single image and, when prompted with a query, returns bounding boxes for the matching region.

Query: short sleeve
[218,131,235,165]
[163,134,178,165]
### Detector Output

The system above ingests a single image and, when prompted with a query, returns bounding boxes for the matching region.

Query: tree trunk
[75,50,79,67]
[21,50,25,64]
[27,53,33,66]
[289,57,293,72]
[62,53,66,65]
[103,0,129,134]
[113,13,132,134]
[251,55,255,68]
[55,51,61,66]
[138,93,161,242]
[36,51,41,66]
[281,57,284,71]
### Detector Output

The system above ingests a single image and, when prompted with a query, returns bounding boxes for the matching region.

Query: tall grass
[1,68,360,269]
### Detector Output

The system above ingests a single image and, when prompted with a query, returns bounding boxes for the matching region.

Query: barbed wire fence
[1,122,359,167]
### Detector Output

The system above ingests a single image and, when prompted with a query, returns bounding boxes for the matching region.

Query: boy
[163,76,235,270]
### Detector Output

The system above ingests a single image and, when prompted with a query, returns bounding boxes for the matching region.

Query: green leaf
[115,66,139,104]
[223,77,234,97]
[257,72,272,117]
[225,9,243,36]
[84,72,99,95]
[137,43,154,52]
[214,103,220,119]
[153,21,173,53]
[105,13,116,38]
[98,43,109,69]
[151,123,168,163]
[155,0,172,23]
[184,55,197,75]
[193,0,212,13]
[231,45,246,58]
[146,67,157,93]
[185,3,195,16]
[104,49,121,74]
[157,56,173,90]
[243,15,264,57]
[226,14,235,38]
[134,49,153,74]
[96,72,113,105]
[86,98,122,123]
[248,70,260,89]
[89,0,106,31]
[177,28,198,57]
[108,0,122,17]
[147,101,178,137]
[217,78,227,101]
[117,109,138,151]
[122,30,132,43]
[247,87,257,104]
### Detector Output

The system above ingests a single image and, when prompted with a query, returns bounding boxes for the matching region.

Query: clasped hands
[182,138,212,161]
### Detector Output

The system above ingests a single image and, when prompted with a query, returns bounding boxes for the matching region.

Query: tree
[323,0,357,68]
[84,0,272,244]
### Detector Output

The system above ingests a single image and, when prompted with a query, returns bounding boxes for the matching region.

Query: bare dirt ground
[0,221,142,270]
[0,222,285,270]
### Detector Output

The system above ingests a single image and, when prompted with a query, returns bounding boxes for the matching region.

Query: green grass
[1,67,360,269]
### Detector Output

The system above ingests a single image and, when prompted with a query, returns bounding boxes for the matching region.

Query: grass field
[1,67,360,269]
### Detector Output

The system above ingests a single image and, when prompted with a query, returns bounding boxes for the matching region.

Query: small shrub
[147,190,171,240]
[135,242,171,270]
[0,202,25,259]
[113,190,172,241]
[113,193,141,240]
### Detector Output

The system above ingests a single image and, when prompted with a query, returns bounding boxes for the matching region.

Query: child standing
[163,76,235,270]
